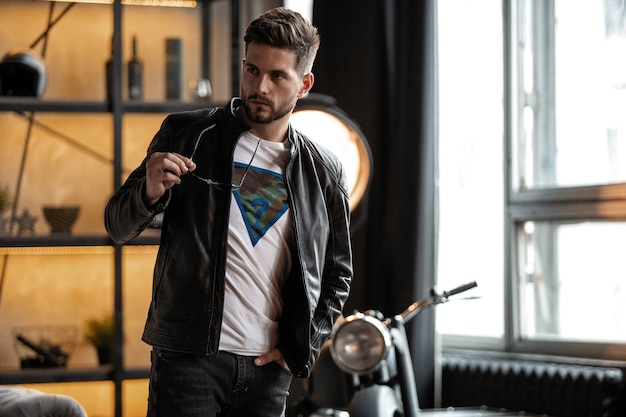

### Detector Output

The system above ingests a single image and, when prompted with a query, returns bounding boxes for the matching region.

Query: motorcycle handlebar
[398,281,478,323]
[442,281,477,298]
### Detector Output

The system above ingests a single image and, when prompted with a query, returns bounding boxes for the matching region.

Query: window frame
[506,0,626,361]
[441,0,626,363]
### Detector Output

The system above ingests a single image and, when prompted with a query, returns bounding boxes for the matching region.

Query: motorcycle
[288,281,532,417]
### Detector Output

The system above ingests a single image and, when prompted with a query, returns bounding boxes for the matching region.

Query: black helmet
[0,47,46,97]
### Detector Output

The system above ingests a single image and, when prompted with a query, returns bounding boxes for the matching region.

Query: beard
[241,92,296,124]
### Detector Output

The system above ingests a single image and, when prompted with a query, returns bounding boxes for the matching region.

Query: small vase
[97,347,112,365]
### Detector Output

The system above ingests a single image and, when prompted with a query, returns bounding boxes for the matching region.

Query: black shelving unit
[0,366,150,385]
[0,97,225,113]
[0,1,241,416]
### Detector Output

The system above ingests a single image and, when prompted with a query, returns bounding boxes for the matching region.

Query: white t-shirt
[218,132,293,355]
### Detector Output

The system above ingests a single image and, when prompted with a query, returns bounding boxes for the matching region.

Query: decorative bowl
[42,205,80,234]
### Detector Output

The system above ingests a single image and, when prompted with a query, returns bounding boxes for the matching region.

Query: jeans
[146,348,293,417]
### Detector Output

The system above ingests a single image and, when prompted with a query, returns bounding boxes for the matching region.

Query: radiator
[441,354,625,417]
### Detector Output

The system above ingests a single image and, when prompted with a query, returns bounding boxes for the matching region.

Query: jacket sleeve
[104,119,172,244]
[309,162,353,360]
[279,136,354,378]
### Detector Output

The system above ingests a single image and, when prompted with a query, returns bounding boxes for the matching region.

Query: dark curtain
[312,0,437,408]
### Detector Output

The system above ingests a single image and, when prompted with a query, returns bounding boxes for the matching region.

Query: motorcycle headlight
[329,313,391,375]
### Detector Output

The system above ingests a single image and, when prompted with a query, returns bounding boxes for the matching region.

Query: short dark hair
[244,7,320,76]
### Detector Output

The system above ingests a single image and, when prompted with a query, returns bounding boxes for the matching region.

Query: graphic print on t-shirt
[233,162,289,246]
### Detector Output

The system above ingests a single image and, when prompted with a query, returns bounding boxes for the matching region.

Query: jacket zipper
[206,129,244,354]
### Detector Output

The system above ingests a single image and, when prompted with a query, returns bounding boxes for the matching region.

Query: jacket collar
[226,96,302,155]
[228,97,242,117]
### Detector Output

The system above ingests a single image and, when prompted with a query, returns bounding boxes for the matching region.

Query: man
[104,7,352,417]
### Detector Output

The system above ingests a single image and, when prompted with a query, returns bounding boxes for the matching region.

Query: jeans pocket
[272,360,294,378]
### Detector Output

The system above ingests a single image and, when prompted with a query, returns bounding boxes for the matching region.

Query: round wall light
[292,93,373,212]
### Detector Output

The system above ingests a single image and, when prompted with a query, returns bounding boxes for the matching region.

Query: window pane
[515,0,626,190]
[518,220,626,343]
[436,0,504,338]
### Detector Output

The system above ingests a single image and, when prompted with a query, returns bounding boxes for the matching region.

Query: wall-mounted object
[292,94,372,213]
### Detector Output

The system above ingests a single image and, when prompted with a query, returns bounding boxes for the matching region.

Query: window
[437,0,626,360]
[435,0,504,342]
[518,220,626,344]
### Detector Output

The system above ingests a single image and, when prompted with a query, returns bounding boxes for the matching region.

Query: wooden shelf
[0,365,149,384]
[0,366,115,384]
[0,97,225,114]
[0,231,161,248]
[0,98,108,113]
[122,100,225,113]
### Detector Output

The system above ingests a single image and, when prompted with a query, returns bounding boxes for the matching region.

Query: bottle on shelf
[165,38,182,100]
[105,36,114,101]
[128,35,143,100]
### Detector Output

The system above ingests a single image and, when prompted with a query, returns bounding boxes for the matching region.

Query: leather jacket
[104,98,353,378]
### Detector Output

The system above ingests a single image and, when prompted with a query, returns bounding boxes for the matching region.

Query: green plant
[83,313,115,349]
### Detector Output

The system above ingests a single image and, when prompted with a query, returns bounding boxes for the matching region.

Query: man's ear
[298,72,314,98]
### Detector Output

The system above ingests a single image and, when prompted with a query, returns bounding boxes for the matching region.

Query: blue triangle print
[232,164,289,246]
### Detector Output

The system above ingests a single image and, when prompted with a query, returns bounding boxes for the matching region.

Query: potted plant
[83,313,116,365]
